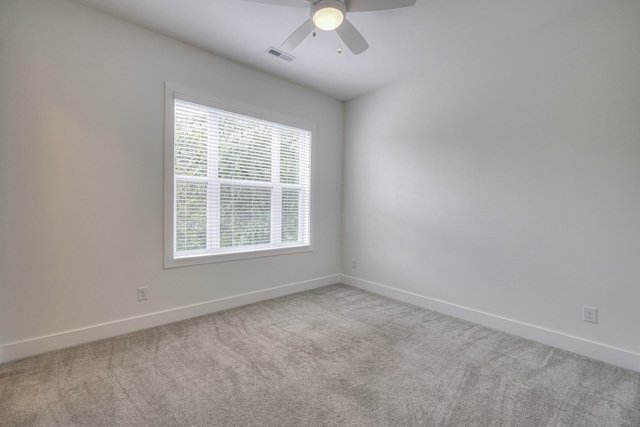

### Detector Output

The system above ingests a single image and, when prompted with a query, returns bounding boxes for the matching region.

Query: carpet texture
[1,284,639,426]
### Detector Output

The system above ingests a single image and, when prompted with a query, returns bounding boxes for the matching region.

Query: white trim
[341,275,640,373]
[1,275,340,364]
[169,244,313,268]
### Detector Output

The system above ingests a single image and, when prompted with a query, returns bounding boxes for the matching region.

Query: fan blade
[346,0,416,12]
[281,19,315,51]
[336,19,369,55]
[243,0,308,7]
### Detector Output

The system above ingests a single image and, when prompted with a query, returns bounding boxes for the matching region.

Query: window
[165,87,312,267]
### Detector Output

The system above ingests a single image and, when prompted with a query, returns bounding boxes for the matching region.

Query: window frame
[164,83,314,268]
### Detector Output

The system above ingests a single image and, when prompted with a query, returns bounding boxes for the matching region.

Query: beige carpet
[1,284,639,426]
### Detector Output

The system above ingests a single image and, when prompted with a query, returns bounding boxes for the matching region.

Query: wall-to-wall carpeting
[1,284,638,426]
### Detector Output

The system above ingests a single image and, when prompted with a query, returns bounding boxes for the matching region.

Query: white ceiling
[70,0,600,101]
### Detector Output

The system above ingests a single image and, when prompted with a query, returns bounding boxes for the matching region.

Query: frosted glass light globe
[313,7,344,31]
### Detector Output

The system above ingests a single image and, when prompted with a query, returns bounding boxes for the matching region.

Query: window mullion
[208,111,220,251]
[271,128,282,245]
[299,136,310,244]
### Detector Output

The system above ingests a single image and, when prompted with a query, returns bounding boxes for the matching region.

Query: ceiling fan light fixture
[313,8,343,31]
[311,0,346,31]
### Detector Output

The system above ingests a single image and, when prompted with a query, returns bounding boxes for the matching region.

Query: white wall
[0,136,4,363]
[0,0,343,362]
[0,51,6,362]
[343,0,640,371]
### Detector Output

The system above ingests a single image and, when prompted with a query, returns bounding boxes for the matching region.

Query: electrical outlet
[351,259,357,268]
[138,287,148,301]
[583,306,597,323]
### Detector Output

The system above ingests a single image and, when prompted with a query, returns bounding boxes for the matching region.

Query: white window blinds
[172,98,311,260]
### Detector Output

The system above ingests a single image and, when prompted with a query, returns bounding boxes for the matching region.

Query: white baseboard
[342,274,640,373]
[1,275,340,364]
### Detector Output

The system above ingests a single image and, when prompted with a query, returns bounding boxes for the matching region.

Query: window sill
[164,244,313,268]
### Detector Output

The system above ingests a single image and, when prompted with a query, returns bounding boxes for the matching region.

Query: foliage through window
[170,96,312,262]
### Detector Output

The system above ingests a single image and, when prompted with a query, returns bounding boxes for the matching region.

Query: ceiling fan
[245,0,417,55]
